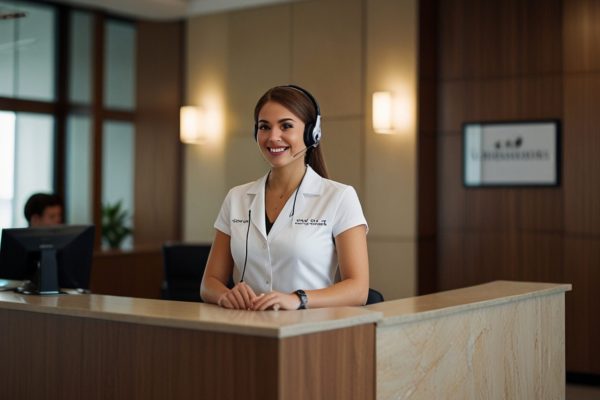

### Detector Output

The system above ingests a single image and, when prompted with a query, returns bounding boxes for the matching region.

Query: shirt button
[265,280,269,285]
[263,243,267,249]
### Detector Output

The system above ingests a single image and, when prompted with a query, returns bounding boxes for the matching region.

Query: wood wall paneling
[418,0,438,81]
[418,238,438,294]
[518,76,563,118]
[564,0,600,72]
[417,135,437,236]
[417,0,438,295]
[437,231,464,291]
[564,237,595,373]
[463,231,519,285]
[439,78,554,133]
[517,0,563,75]
[564,75,600,236]
[432,0,600,376]
[418,80,438,134]
[464,189,519,231]
[518,188,563,232]
[439,0,562,79]
[519,233,564,282]
[135,21,183,246]
[465,79,520,122]
[437,134,465,230]
[438,81,466,133]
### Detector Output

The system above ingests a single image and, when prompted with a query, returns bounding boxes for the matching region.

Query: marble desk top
[0,291,381,338]
[366,280,572,327]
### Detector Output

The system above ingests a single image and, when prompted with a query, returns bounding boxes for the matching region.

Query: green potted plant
[101,200,133,249]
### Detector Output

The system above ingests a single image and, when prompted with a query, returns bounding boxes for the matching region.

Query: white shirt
[214,166,368,294]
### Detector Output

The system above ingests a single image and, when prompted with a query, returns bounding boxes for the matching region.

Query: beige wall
[184,0,417,300]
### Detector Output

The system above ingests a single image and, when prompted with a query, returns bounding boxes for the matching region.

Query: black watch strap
[294,289,308,310]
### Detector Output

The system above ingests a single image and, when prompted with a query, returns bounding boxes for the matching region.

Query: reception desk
[0,281,570,400]
[368,281,572,400]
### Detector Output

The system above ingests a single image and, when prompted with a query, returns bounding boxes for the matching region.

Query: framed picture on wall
[462,120,561,187]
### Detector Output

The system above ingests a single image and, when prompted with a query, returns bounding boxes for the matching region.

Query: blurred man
[23,193,63,227]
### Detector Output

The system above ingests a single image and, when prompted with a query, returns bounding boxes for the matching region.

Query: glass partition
[102,121,135,249]
[0,111,55,229]
[0,0,56,101]
[65,115,93,224]
[0,2,143,249]
[69,11,93,104]
[104,19,136,110]
[0,112,16,229]
[0,2,16,97]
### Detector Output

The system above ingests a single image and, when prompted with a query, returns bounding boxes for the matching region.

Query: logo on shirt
[232,218,249,224]
[295,218,327,227]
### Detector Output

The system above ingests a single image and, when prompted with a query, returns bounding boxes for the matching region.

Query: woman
[201,85,369,310]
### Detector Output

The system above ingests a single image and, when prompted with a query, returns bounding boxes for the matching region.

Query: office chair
[162,242,211,302]
[366,288,384,305]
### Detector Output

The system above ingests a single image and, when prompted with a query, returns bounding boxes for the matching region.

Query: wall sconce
[372,91,413,134]
[372,91,395,134]
[180,105,205,144]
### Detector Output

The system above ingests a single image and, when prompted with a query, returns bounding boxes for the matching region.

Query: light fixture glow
[372,91,395,134]
[180,106,205,144]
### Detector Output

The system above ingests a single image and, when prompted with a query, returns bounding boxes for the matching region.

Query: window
[0,111,54,228]
[0,0,56,101]
[65,114,92,224]
[102,121,135,249]
[0,1,138,250]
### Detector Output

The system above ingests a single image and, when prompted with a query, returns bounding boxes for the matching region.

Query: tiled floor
[566,384,600,400]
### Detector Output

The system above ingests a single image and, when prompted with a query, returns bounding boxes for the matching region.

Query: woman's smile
[268,146,290,155]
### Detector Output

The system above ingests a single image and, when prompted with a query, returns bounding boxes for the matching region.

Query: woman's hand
[217,282,258,310]
[251,291,300,311]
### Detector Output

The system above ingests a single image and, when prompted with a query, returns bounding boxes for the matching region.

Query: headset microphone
[291,143,318,159]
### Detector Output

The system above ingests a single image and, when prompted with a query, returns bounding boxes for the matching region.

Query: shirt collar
[244,166,324,236]
[245,165,324,196]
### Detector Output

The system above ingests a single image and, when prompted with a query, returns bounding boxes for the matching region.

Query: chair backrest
[366,288,384,305]
[162,243,211,302]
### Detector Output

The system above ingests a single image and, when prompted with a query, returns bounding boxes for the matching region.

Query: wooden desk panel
[0,307,375,400]
[0,292,378,400]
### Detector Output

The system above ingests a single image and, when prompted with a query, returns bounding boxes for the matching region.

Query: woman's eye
[282,123,293,130]
[258,124,270,131]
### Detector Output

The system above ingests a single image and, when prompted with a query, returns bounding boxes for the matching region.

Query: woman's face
[256,101,306,169]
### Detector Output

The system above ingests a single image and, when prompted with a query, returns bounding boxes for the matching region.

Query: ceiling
[48,0,303,20]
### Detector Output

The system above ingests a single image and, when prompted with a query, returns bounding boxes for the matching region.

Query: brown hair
[254,85,329,179]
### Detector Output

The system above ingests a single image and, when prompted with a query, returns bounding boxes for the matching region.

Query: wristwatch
[294,289,308,310]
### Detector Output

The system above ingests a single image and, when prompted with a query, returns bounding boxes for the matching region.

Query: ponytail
[305,146,329,179]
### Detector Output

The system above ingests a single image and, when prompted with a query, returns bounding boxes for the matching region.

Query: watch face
[296,290,307,309]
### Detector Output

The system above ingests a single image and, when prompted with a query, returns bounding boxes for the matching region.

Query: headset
[254,84,322,148]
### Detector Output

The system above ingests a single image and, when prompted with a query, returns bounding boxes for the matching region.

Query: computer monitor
[0,225,95,295]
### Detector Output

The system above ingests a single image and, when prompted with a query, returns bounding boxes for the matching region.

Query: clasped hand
[217,282,299,311]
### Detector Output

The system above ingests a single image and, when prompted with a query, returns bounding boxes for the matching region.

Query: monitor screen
[0,225,94,295]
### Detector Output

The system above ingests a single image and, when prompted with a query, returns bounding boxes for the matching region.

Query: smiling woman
[200,85,370,312]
